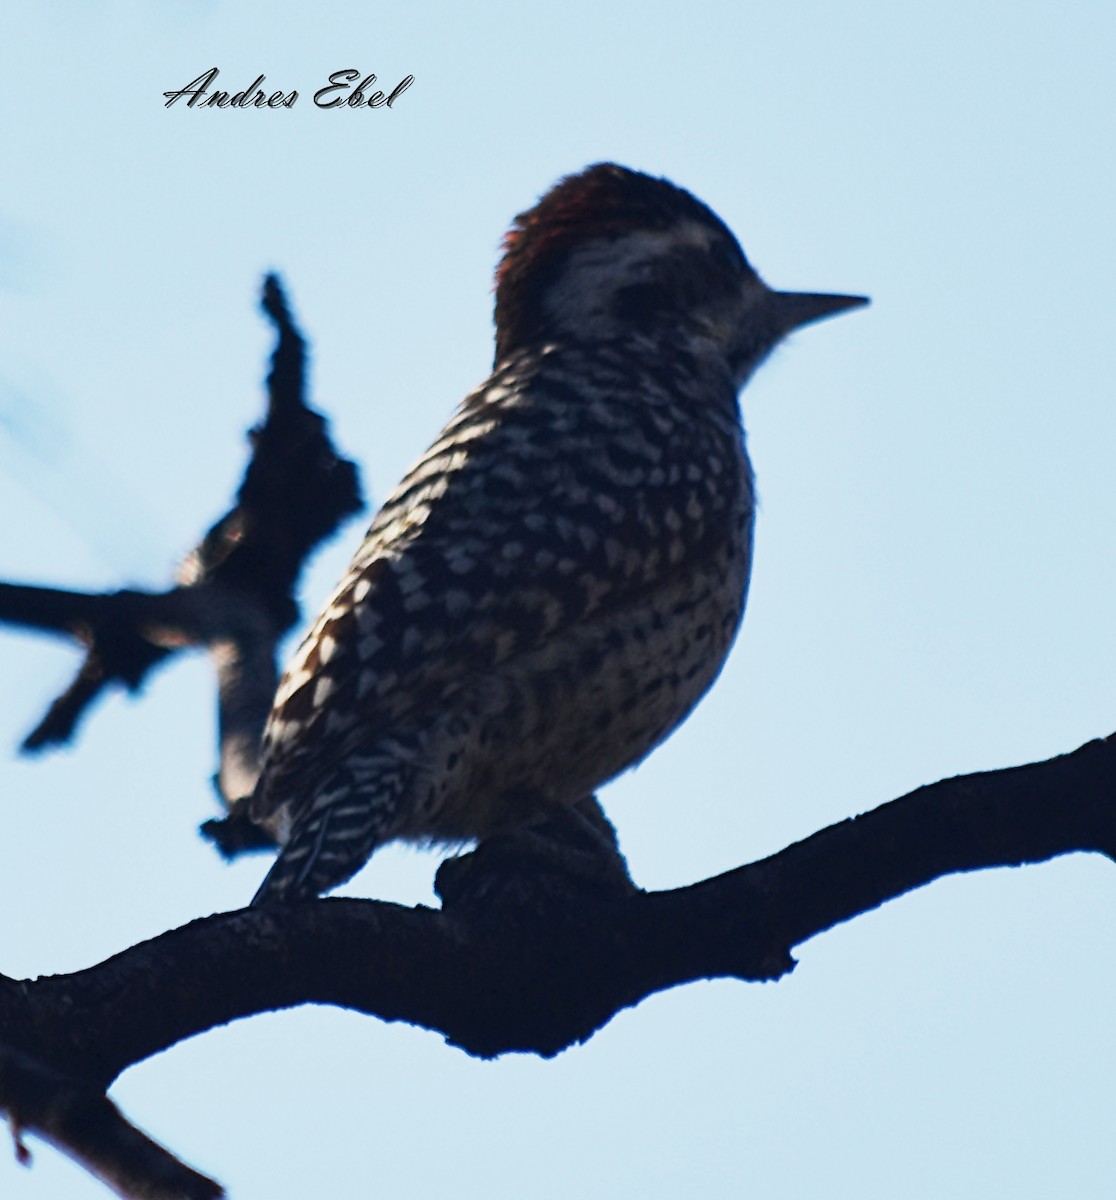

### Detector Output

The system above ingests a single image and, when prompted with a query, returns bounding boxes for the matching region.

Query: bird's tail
[250,771,407,905]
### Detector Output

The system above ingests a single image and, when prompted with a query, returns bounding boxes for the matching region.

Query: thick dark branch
[643,731,1116,979]
[1,731,1110,1196]
[0,275,363,825]
[0,1044,223,1200]
[4,731,1112,1091]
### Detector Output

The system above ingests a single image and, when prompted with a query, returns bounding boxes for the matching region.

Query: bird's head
[495,163,867,386]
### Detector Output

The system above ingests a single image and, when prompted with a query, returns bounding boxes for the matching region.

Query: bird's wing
[253,352,751,817]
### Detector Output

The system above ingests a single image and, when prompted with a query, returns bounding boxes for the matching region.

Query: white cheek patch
[543,222,719,334]
[543,231,660,329]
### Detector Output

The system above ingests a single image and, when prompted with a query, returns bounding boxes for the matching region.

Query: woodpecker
[249,163,866,904]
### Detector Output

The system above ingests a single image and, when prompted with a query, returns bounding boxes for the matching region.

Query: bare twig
[0,275,364,832]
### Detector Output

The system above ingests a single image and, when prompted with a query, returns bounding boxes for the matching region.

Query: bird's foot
[435,796,637,914]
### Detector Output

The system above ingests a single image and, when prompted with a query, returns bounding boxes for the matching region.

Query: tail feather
[251,806,376,904]
[250,770,411,905]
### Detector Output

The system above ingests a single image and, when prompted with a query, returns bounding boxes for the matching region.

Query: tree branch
[3,731,1112,1090]
[0,275,363,838]
[0,1044,223,1200]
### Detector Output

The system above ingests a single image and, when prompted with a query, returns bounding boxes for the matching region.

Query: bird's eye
[614,281,672,322]
[710,240,742,275]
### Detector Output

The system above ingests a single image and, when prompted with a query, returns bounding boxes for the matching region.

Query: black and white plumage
[249,163,866,904]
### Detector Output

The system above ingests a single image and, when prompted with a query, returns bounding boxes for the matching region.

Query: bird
[248,162,867,904]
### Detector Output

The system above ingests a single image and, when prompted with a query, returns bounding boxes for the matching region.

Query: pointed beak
[769,290,869,334]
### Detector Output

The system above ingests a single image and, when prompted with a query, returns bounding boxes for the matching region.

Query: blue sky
[2,2,1115,1197]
